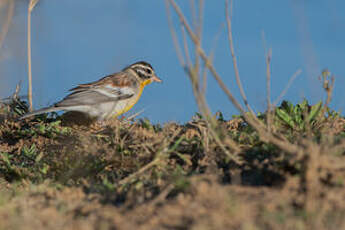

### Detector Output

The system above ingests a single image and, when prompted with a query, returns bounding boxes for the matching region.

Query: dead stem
[27,0,41,111]
[168,0,249,118]
[181,25,192,68]
[167,0,303,157]
[118,157,162,186]
[118,129,181,185]
[166,0,242,162]
[265,47,272,131]
[320,71,335,116]
[165,0,185,66]
[273,69,302,106]
[225,0,255,116]
[0,0,14,51]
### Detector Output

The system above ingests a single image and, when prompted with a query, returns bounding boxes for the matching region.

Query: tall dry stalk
[225,0,255,116]
[0,0,14,51]
[166,0,345,213]
[27,0,40,111]
[166,0,304,156]
[165,0,242,163]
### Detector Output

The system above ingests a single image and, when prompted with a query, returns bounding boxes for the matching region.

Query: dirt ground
[1,100,345,230]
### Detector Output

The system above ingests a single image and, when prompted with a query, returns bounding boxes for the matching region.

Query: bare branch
[195,0,204,76]
[29,0,40,12]
[118,157,161,185]
[225,0,255,116]
[27,0,40,111]
[168,0,249,118]
[124,109,146,123]
[198,0,204,39]
[165,0,185,66]
[201,54,210,96]
[181,25,192,68]
[319,69,335,116]
[167,0,303,157]
[0,0,14,51]
[189,0,197,33]
[265,48,272,131]
[201,23,223,95]
[273,69,302,106]
[27,2,33,111]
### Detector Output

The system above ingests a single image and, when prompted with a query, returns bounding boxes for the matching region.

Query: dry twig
[273,69,302,106]
[167,0,303,157]
[265,47,273,131]
[166,0,242,163]
[27,0,40,111]
[0,0,14,51]
[225,0,255,116]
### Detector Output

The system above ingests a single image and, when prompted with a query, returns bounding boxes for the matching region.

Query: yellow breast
[114,79,151,116]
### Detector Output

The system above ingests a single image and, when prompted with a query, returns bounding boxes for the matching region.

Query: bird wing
[69,72,135,91]
[56,72,137,107]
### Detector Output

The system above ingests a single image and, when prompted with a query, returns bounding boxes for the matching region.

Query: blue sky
[1,0,345,123]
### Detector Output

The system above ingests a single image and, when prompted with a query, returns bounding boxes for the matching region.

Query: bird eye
[146,69,152,74]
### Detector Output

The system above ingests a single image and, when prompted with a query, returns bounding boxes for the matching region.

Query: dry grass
[0,1,345,229]
[27,0,40,111]
[0,97,344,229]
[0,0,14,51]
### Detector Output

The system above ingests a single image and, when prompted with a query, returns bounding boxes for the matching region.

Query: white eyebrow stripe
[133,65,153,72]
[132,64,150,69]
[136,69,147,75]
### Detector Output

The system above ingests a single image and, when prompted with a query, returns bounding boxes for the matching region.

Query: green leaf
[276,108,295,128]
[300,99,308,111]
[40,164,49,174]
[294,105,303,128]
[175,152,192,166]
[280,101,291,113]
[22,144,37,158]
[307,101,322,123]
[35,151,44,163]
[0,152,12,168]
[140,118,153,130]
[39,124,46,134]
[293,104,301,116]
[217,111,225,122]
[168,136,184,153]
[194,112,203,120]
[287,101,294,114]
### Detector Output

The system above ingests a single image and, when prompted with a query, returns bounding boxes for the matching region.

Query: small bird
[20,61,162,120]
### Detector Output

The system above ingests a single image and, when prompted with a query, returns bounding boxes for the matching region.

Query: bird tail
[19,106,62,120]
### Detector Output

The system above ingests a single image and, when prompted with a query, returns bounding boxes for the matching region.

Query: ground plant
[0,1,344,230]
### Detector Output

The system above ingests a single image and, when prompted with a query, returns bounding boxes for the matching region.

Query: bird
[20,61,162,121]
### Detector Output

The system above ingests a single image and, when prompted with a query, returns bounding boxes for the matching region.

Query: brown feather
[69,72,134,92]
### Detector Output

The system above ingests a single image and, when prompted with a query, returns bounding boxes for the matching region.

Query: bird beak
[152,74,162,83]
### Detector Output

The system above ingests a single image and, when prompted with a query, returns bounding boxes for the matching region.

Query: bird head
[125,61,162,86]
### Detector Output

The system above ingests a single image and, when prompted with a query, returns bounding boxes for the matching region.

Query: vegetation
[0,0,344,230]
[0,93,344,230]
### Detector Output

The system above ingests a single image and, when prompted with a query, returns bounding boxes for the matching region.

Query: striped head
[124,61,162,84]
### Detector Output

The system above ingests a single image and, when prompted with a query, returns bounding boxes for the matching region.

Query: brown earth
[1,100,345,230]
